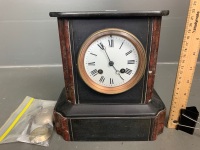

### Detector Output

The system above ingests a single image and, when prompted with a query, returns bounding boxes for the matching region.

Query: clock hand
[105,53,124,80]
[104,49,124,80]
[100,45,111,62]
[98,43,124,80]
[112,65,124,80]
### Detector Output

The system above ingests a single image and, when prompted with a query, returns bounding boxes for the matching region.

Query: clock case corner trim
[145,16,162,103]
[57,19,76,104]
[53,111,71,141]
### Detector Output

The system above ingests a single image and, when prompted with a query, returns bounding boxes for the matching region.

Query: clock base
[53,89,166,141]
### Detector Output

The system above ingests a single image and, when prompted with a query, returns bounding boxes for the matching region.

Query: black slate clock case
[50,11,169,141]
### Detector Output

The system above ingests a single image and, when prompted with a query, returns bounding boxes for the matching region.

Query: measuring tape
[168,0,200,128]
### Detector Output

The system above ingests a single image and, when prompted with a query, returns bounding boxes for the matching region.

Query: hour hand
[112,66,124,80]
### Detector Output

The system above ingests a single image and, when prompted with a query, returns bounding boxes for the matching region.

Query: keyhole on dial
[120,68,126,73]
[98,69,103,74]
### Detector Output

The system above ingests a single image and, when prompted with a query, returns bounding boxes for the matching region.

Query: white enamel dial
[78,28,146,94]
[84,35,139,87]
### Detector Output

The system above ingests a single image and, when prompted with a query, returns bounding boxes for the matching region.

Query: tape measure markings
[168,0,200,128]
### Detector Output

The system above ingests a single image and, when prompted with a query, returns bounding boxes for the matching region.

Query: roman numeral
[91,69,98,76]
[110,78,114,84]
[90,53,97,56]
[97,42,105,50]
[99,76,105,83]
[127,60,135,64]
[119,41,124,49]
[88,62,95,66]
[125,50,132,56]
[108,36,114,47]
[125,68,132,75]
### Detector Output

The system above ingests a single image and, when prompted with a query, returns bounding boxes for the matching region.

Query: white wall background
[0,0,197,67]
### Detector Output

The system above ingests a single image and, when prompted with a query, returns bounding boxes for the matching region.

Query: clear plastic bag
[0,96,56,146]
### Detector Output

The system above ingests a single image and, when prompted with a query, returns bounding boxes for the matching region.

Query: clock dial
[84,35,139,87]
[78,28,146,94]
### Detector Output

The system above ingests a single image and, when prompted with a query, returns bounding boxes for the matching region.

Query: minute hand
[98,43,124,80]
[98,44,111,62]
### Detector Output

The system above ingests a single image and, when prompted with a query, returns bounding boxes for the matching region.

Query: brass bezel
[78,28,146,94]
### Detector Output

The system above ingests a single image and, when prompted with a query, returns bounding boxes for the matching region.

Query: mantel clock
[50,10,169,141]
